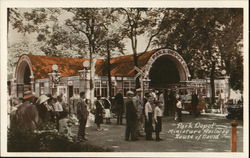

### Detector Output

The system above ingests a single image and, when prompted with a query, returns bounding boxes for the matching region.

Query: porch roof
[23,49,158,80]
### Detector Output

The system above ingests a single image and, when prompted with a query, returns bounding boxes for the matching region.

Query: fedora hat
[36,94,50,104]
[23,91,35,100]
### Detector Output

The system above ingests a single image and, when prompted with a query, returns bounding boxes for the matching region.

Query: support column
[11,78,17,97]
[30,75,35,94]
[231,120,238,152]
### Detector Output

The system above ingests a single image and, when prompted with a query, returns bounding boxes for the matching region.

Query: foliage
[8,126,113,152]
[8,8,60,35]
[7,40,45,79]
[152,8,243,103]
[152,8,243,90]
[8,8,243,93]
[117,8,172,88]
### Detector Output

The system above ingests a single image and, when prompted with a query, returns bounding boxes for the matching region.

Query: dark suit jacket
[16,101,40,130]
[125,98,137,121]
[77,98,89,120]
[114,93,124,113]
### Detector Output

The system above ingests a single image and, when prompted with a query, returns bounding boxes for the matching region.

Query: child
[176,97,182,122]
[104,98,112,124]
[154,100,163,141]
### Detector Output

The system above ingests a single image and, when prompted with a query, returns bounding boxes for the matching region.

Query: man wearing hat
[77,91,89,141]
[114,90,124,125]
[14,91,39,130]
[23,91,36,103]
[125,91,138,141]
[36,94,52,124]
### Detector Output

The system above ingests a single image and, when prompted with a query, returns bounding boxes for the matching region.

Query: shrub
[8,126,113,152]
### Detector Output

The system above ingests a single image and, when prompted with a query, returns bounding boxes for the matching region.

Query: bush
[8,126,113,152]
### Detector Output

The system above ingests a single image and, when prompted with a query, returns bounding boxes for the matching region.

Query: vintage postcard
[0,0,249,157]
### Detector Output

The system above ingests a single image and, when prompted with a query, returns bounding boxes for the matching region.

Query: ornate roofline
[144,49,190,81]
[15,54,34,83]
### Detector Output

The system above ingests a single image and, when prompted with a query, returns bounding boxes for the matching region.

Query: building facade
[10,48,230,103]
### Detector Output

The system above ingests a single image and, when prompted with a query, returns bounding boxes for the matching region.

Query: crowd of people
[8,88,201,142]
[112,88,202,142]
[8,90,113,141]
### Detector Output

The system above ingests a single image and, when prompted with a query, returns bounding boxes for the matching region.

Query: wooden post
[231,120,238,152]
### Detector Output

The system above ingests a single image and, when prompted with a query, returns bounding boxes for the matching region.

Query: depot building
[11,48,229,103]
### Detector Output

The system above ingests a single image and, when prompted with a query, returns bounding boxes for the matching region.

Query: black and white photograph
[0,0,249,157]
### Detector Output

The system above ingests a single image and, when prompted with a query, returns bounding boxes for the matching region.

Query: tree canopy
[152,8,243,93]
[8,8,244,94]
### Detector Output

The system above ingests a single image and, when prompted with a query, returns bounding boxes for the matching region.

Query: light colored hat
[23,91,35,100]
[126,91,134,96]
[36,94,50,104]
[136,88,143,92]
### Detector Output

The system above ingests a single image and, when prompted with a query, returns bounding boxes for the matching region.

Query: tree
[65,8,125,100]
[152,8,243,104]
[100,10,125,98]
[216,9,243,91]
[118,8,173,88]
[9,8,60,35]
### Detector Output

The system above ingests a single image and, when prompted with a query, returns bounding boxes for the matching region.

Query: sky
[8,8,153,56]
[8,28,151,55]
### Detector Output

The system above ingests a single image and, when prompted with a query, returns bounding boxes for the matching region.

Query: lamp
[79,61,90,80]
[221,69,226,76]
[49,64,61,95]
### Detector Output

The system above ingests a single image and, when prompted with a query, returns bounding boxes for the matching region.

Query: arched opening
[23,65,31,85]
[144,49,190,116]
[149,55,180,89]
[16,57,33,97]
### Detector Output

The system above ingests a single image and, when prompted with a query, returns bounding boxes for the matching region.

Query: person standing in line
[69,94,78,116]
[133,88,144,137]
[176,97,183,122]
[150,89,157,101]
[191,92,199,117]
[54,96,64,130]
[125,91,138,141]
[47,96,56,123]
[94,96,104,131]
[77,91,89,141]
[164,90,170,116]
[12,91,38,130]
[114,90,124,125]
[144,95,154,140]
[104,97,112,124]
[154,101,163,141]
[159,90,165,116]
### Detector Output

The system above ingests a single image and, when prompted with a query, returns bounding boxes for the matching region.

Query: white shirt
[176,100,182,109]
[154,106,163,120]
[159,93,165,104]
[54,101,63,112]
[145,101,153,119]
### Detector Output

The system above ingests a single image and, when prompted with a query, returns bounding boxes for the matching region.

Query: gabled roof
[22,49,159,80]
[95,49,158,77]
